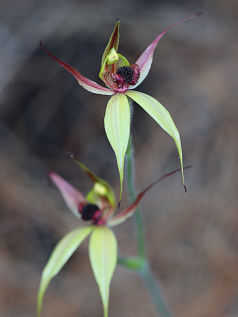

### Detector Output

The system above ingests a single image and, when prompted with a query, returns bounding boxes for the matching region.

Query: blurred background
[0,0,238,316]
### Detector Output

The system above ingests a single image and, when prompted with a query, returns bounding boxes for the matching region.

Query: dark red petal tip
[117,200,121,209]
[184,184,187,193]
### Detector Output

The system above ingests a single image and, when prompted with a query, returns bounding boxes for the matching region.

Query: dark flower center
[80,203,99,221]
[116,66,134,84]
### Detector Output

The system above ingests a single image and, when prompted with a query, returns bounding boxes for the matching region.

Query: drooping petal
[69,155,116,208]
[104,94,130,200]
[108,166,191,226]
[40,42,114,95]
[37,226,93,316]
[89,226,117,317]
[130,13,202,89]
[126,90,185,187]
[49,172,86,219]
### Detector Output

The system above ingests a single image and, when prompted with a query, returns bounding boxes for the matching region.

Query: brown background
[0,0,238,316]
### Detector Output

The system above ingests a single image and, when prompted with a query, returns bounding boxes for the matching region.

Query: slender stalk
[125,135,146,259]
[139,263,174,317]
[125,134,174,317]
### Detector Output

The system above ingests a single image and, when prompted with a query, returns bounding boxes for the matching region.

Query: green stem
[139,262,174,317]
[124,134,174,317]
[117,255,145,270]
[125,135,146,259]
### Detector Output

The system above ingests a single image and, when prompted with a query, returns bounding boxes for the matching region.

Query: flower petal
[49,172,86,219]
[69,155,116,208]
[40,42,114,95]
[108,166,191,226]
[104,94,130,201]
[130,13,202,89]
[126,90,185,186]
[37,226,93,316]
[89,226,117,317]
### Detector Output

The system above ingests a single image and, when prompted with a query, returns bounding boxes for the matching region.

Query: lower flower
[37,159,191,317]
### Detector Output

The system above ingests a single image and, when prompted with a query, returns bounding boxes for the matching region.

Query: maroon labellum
[111,64,140,89]
[78,203,105,225]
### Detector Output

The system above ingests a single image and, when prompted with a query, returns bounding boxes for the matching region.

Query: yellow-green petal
[37,226,93,316]
[104,94,130,200]
[126,90,185,186]
[89,226,117,317]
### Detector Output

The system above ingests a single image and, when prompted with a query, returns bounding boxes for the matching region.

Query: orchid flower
[40,13,201,199]
[37,158,190,317]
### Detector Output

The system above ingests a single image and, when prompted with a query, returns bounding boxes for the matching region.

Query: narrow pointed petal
[104,94,130,200]
[126,90,185,186]
[69,155,116,208]
[40,42,114,95]
[101,20,120,65]
[109,166,191,226]
[49,172,86,219]
[37,226,93,316]
[130,13,202,89]
[89,226,117,317]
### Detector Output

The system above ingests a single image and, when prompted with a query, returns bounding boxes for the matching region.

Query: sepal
[101,20,120,66]
[40,42,114,95]
[126,90,185,187]
[108,166,191,226]
[49,171,86,219]
[70,155,116,208]
[89,226,117,317]
[37,226,93,316]
[104,94,130,201]
[130,13,202,89]
[99,20,120,83]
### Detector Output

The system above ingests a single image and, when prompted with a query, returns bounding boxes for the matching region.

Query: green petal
[126,90,185,185]
[37,226,93,316]
[104,94,130,200]
[89,226,117,317]
[70,157,116,208]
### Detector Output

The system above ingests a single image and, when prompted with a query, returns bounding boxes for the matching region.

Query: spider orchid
[40,13,201,199]
[37,158,190,317]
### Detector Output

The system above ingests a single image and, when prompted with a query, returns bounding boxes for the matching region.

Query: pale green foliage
[89,226,117,317]
[104,94,130,200]
[37,226,93,316]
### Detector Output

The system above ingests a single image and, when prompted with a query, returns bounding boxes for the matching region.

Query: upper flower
[41,13,201,199]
